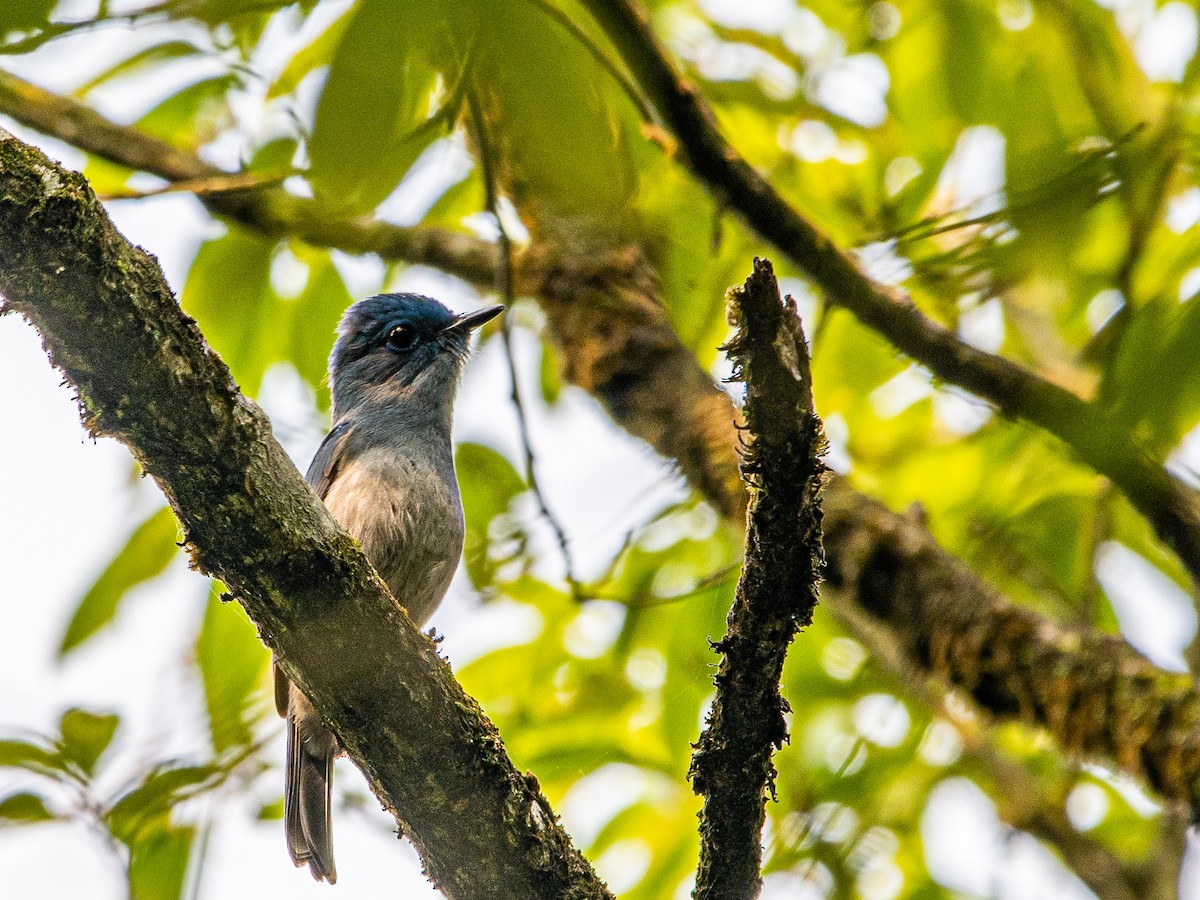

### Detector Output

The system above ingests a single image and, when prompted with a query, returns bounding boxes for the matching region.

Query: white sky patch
[376,134,474,227]
[761,867,831,899]
[1135,1,1199,82]
[853,694,910,747]
[934,389,993,437]
[870,365,934,418]
[1180,266,1200,302]
[1096,541,1196,672]
[782,7,832,59]
[786,119,839,162]
[822,412,853,474]
[935,126,1007,218]
[1167,421,1200,488]
[1166,187,1200,234]
[1065,782,1110,831]
[855,239,913,285]
[921,779,1096,899]
[957,297,1005,353]
[813,53,890,127]
[699,0,798,32]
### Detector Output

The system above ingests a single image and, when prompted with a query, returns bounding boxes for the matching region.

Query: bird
[273,292,503,883]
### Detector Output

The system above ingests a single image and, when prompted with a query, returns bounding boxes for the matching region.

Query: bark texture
[689,259,825,900]
[824,488,1200,807]
[0,130,610,900]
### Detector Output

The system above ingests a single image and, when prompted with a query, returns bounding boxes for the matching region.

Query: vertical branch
[690,258,826,900]
[465,92,581,598]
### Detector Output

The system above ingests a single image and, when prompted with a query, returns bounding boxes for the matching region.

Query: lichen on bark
[689,258,826,900]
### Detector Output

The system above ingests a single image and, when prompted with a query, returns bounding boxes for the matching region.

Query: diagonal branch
[0,130,610,900]
[823,487,1200,809]
[576,0,1200,585]
[689,259,826,900]
[0,69,500,289]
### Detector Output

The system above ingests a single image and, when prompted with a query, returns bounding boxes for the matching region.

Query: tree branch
[577,0,1200,586]
[0,69,500,289]
[689,259,825,900]
[0,130,610,900]
[823,487,1200,809]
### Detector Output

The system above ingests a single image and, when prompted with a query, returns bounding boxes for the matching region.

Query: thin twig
[465,90,582,602]
[97,169,290,200]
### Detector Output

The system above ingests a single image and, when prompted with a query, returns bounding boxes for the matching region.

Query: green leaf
[266,6,352,99]
[454,442,526,587]
[0,738,67,780]
[196,586,268,754]
[106,764,223,846]
[0,791,56,824]
[285,252,353,403]
[60,506,180,656]
[74,41,204,97]
[135,74,237,151]
[0,0,55,37]
[59,708,119,776]
[307,0,453,212]
[128,826,194,900]
[180,228,277,395]
[466,0,635,221]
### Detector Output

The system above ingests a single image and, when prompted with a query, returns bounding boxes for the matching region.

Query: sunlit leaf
[181,228,277,395]
[59,506,180,656]
[128,825,194,900]
[59,708,119,776]
[0,791,55,824]
[455,442,526,587]
[134,74,237,151]
[308,0,453,212]
[0,739,67,779]
[106,764,223,847]
[196,586,268,754]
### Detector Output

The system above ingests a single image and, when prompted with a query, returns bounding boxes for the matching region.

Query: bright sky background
[3,0,1200,897]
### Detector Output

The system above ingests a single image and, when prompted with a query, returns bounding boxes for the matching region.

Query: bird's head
[329,293,502,416]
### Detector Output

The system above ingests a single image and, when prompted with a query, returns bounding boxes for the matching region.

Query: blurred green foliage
[4,0,1200,897]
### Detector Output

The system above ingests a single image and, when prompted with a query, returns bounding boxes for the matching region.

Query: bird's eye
[386,325,420,352]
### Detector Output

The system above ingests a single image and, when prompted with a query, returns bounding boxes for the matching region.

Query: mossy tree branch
[0,130,610,900]
[689,259,826,900]
[823,487,1200,809]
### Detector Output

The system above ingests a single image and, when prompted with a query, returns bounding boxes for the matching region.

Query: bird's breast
[322,447,464,627]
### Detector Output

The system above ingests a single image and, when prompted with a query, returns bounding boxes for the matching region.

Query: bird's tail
[285,695,338,884]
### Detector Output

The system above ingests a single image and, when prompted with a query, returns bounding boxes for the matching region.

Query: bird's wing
[304,420,354,500]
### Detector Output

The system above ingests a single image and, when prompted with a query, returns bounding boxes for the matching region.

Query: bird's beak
[442,304,504,334]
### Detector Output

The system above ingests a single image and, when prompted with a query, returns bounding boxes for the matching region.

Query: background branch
[0,69,500,289]
[0,130,610,900]
[576,0,1200,586]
